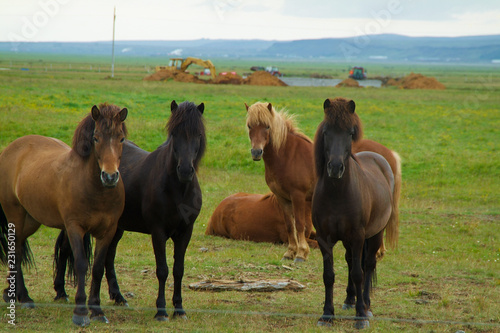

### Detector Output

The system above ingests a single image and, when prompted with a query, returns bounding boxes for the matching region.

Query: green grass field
[0,54,498,332]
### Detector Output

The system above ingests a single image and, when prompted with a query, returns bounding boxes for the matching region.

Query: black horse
[312,98,398,329]
[54,100,206,321]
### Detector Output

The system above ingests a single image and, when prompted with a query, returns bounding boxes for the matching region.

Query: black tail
[0,204,35,269]
[53,230,93,285]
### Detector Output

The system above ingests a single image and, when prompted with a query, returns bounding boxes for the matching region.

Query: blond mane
[246,102,311,151]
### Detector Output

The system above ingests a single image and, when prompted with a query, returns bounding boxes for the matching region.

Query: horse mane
[166,101,206,169]
[246,102,311,151]
[72,103,128,158]
[314,97,364,178]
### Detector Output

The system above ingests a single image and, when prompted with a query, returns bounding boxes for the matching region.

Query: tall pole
[111,6,116,78]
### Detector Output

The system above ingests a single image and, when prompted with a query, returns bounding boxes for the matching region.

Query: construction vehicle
[250,65,282,77]
[155,57,216,79]
[348,66,367,80]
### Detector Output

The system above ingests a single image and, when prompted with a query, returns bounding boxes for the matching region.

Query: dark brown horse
[312,97,399,329]
[53,101,205,321]
[0,104,128,326]
[205,192,318,248]
[246,102,315,262]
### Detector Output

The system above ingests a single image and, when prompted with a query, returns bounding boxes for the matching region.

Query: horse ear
[118,108,128,122]
[267,103,273,114]
[244,103,249,111]
[348,100,356,113]
[323,98,331,110]
[171,100,178,112]
[91,105,100,121]
[197,102,204,114]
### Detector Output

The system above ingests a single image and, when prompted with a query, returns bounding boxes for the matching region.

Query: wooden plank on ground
[188,279,305,292]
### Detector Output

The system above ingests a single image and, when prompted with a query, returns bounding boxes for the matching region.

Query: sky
[2,0,500,43]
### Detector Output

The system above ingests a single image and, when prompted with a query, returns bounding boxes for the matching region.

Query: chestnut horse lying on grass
[205,192,318,248]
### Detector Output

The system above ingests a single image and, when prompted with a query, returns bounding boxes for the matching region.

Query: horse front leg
[88,235,115,323]
[317,235,335,326]
[105,228,127,306]
[276,197,297,260]
[171,225,193,319]
[151,231,169,321]
[66,228,90,327]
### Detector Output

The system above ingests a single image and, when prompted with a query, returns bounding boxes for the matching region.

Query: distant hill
[1,34,499,63]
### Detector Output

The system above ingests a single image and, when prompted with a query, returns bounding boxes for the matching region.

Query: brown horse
[312,97,399,329]
[205,192,318,248]
[0,104,128,327]
[246,102,315,262]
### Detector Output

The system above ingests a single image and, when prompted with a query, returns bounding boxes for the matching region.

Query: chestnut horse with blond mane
[245,102,401,262]
[0,104,128,327]
[313,97,400,329]
[205,192,318,248]
[246,102,315,262]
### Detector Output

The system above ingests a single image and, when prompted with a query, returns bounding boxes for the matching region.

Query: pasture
[0,54,498,332]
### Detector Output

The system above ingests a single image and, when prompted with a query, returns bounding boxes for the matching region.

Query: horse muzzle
[327,161,345,179]
[251,148,263,161]
[101,171,120,188]
[177,165,195,183]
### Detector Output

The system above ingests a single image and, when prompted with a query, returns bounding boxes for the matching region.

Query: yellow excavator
[155,57,216,79]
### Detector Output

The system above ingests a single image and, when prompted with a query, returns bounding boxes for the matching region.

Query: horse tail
[0,204,35,268]
[53,230,93,284]
[385,150,402,250]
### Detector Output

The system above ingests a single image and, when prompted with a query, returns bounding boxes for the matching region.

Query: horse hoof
[367,310,373,318]
[342,303,355,310]
[72,314,90,327]
[155,315,169,322]
[174,314,188,320]
[91,315,109,324]
[354,319,370,329]
[21,302,35,309]
[115,300,129,307]
[294,257,306,263]
[281,256,293,261]
[317,320,332,327]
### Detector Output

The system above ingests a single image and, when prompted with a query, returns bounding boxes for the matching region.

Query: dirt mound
[335,78,361,88]
[243,71,287,86]
[383,72,445,90]
[143,69,206,84]
[212,72,244,85]
[144,69,288,86]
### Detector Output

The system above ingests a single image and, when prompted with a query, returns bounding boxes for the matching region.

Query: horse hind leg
[3,212,39,307]
[53,230,71,302]
[363,232,384,318]
[276,198,298,260]
[105,228,128,306]
[342,245,356,310]
[65,227,91,327]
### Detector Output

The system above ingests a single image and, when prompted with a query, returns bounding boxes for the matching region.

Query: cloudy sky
[2,0,500,42]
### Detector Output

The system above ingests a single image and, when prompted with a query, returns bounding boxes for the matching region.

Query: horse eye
[247,125,251,130]
[93,137,99,143]
[120,137,125,143]
[266,126,270,130]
